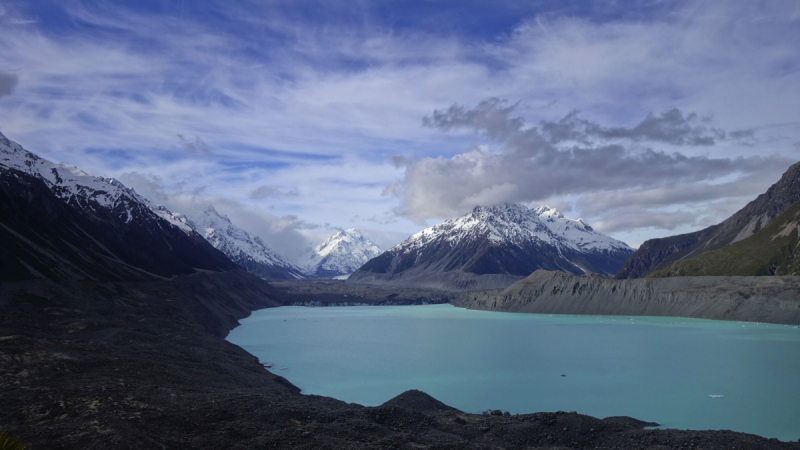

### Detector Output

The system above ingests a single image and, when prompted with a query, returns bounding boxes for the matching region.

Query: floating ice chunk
[709,395,725,399]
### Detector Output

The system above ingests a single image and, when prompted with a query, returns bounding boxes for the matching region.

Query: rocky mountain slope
[0,132,235,281]
[188,206,306,280]
[299,228,382,277]
[616,160,800,279]
[454,270,800,325]
[650,198,800,277]
[349,203,633,289]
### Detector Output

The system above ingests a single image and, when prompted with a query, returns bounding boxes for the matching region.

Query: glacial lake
[227,304,800,441]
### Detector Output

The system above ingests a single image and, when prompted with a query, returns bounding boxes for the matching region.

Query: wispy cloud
[176,135,212,155]
[0,0,797,250]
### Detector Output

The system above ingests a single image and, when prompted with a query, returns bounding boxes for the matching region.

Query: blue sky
[1,0,799,257]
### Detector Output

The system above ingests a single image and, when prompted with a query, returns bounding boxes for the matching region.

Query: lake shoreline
[231,304,800,442]
[4,273,800,448]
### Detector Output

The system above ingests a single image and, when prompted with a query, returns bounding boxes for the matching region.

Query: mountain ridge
[616,160,800,278]
[349,203,633,289]
[0,132,236,281]
[187,206,306,280]
[649,198,800,277]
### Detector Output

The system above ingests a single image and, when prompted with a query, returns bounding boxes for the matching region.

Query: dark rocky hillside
[227,251,305,281]
[4,273,799,449]
[617,160,800,278]
[0,166,235,282]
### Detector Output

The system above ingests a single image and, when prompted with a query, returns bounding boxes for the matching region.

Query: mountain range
[0,132,383,282]
[349,203,633,289]
[8,127,795,286]
[185,211,382,280]
[187,206,307,280]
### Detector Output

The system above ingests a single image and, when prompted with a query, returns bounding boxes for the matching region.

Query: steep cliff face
[454,270,800,325]
[616,160,800,279]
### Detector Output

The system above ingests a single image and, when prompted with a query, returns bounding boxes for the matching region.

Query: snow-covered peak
[392,202,631,254]
[533,205,565,219]
[314,228,376,257]
[300,228,382,277]
[0,132,194,234]
[187,206,301,275]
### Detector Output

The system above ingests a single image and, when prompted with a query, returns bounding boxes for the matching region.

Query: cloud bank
[391,99,793,233]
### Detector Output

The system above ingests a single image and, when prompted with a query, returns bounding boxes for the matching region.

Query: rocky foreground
[3,272,800,449]
[454,270,800,325]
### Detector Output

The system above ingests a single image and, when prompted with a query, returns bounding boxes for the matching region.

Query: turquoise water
[227,304,800,441]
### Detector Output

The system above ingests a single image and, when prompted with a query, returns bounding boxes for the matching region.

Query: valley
[2,2,800,448]
[2,130,800,449]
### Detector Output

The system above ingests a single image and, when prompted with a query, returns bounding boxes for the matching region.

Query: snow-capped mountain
[0,133,195,234]
[0,132,236,281]
[349,203,633,287]
[188,206,305,280]
[299,228,382,278]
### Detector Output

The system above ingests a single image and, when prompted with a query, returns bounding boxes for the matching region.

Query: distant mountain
[649,198,800,277]
[349,203,633,289]
[616,161,800,279]
[0,132,236,282]
[299,228,382,278]
[188,206,305,281]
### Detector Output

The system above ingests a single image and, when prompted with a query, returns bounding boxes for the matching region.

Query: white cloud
[0,0,797,252]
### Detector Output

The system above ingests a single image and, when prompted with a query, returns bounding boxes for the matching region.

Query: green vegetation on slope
[650,199,800,277]
[0,433,27,450]
[617,160,800,279]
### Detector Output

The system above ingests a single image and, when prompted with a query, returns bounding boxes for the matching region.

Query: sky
[1,0,799,259]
